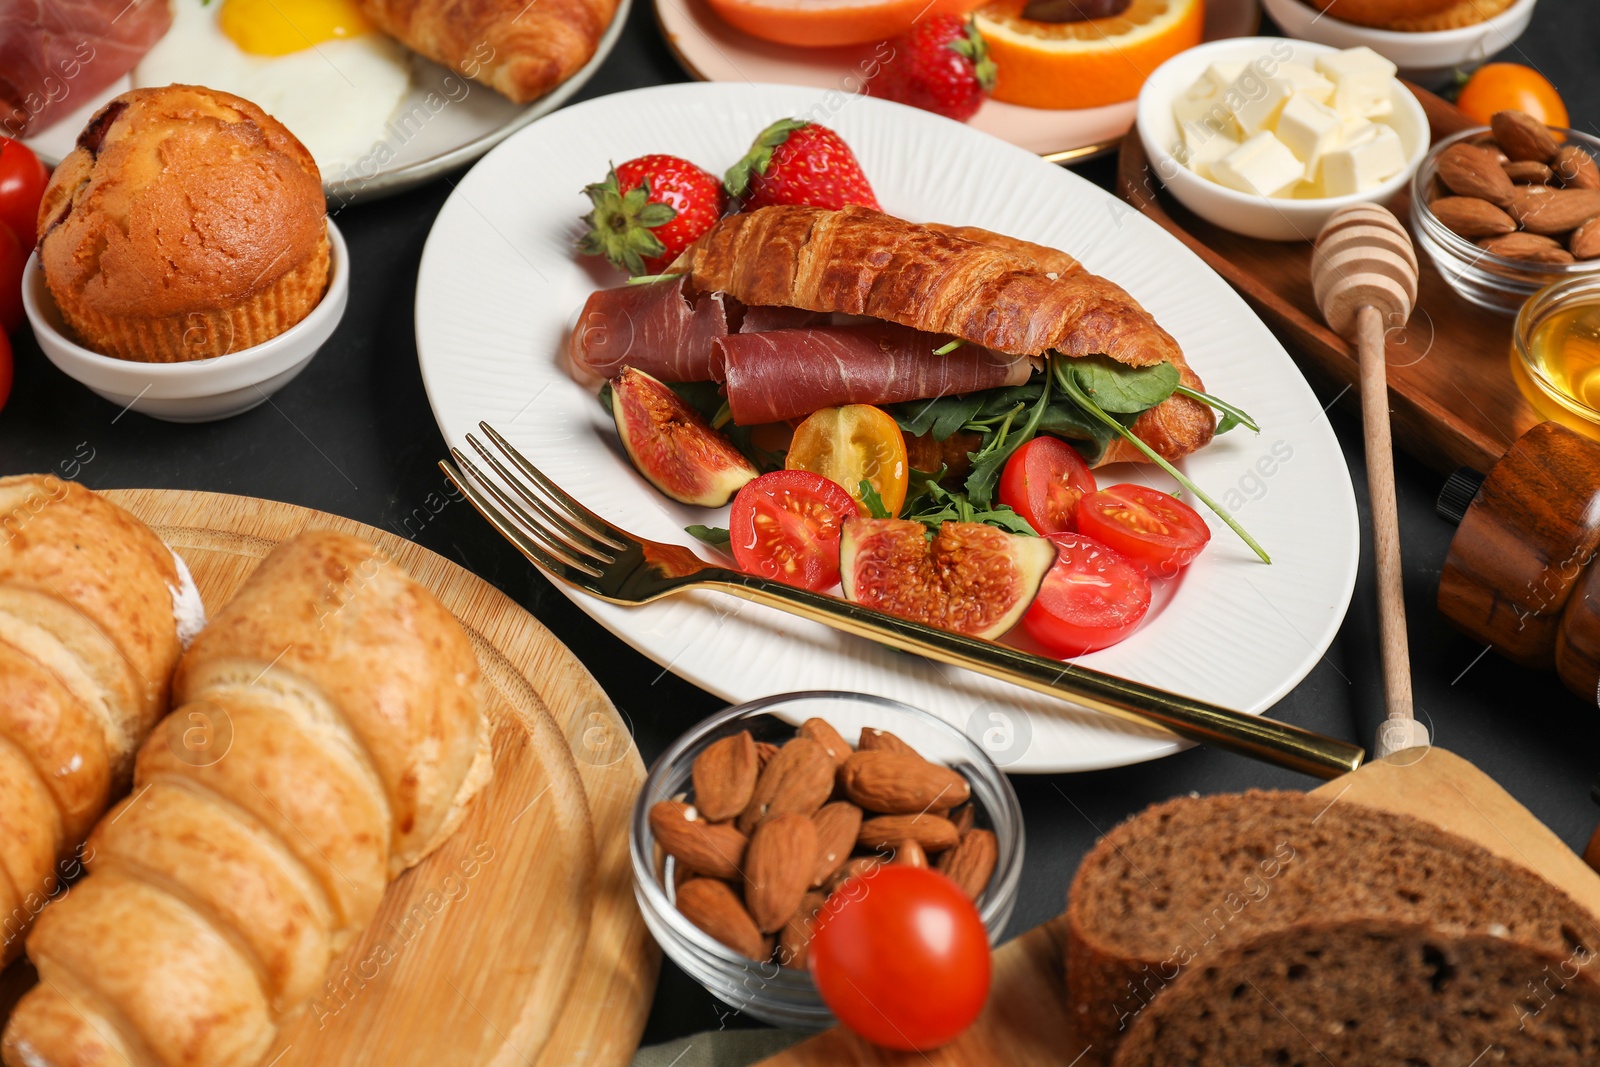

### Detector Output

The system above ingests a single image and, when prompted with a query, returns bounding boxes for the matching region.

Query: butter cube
[1173,80,1230,130]
[1228,74,1295,135]
[1203,62,1247,92]
[1212,131,1306,198]
[1276,62,1335,106]
[1275,92,1343,174]
[1320,122,1406,195]
[1316,46,1398,119]
[1179,120,1240,179]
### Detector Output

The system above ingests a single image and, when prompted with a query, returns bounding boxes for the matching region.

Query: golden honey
[1525,301,1600,413]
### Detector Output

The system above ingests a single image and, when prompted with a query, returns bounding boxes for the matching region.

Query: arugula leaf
[1053,358,1270,564]
[686,525,730,547]
[890,393,987,440]
[1068,356,1180,413]
[904,482,1037,536]
[857,480,892,519]
[1175,384,1260,435]
[933,339,966,356]
[598,382,613,414]
[905,464,949,502]
[963,369,1053,509]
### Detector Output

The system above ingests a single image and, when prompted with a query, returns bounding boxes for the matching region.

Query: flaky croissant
[2,529,492,1067]
[0,474,196,966]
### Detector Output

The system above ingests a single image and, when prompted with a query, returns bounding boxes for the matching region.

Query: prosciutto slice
[566,275,732,386]
[1,0,172,138]
[717,324,1032,426]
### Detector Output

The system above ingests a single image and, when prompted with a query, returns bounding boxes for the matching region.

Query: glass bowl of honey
[1514,275,1600,429]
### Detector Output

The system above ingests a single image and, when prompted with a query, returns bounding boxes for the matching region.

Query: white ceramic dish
[655,0,1260,163]
[414,82,1360,774]
[24,219,348,423]
[20,0,630,208]
[1261,0,1537,87]
[1137,36,1430,242]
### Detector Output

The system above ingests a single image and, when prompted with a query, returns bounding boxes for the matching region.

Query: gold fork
[441,422,1365,779]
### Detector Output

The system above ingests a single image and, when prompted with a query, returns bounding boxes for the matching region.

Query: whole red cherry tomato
[0,222,26,335]
[0,137,48,250]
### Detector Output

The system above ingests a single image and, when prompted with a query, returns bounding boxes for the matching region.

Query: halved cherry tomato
[787,404,909,517]
[997,436,1097,534]
[729,469,861,591]
[1022,532,1151,657]
[1076,483,1210,579]
[809,865,991,1051]
[0,222,24,335]
[0,137,47,251]
[1457,64,1569,130]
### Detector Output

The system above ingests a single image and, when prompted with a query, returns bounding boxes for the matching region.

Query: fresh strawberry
[724,120,881,212]
[579,154,727,276]
[867,17,996,123]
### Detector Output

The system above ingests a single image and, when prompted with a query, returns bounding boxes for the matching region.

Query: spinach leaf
[1068,356,1180,414]
[686,525,731,547]
[857,480,892,519]
[890,394,987,440]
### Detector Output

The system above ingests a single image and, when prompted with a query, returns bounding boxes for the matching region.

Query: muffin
[36,85,329,363]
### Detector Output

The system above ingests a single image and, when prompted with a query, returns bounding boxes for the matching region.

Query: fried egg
[134,0,411,178]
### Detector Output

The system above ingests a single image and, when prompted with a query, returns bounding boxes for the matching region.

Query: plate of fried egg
[22,0,631,207]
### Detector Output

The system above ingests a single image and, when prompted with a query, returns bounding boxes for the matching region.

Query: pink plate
[653,0,1260,162]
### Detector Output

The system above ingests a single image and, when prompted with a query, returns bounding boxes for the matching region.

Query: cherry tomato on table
[786,404,909,516]
[0,222,26,336]
[997,435,1097,534]
[1456,64,1569,129]
[0,137,48,250]
[1076,483,1211,579]
[808,865,991,1051]
[1022,532,1151,657]
[729,469,861,591]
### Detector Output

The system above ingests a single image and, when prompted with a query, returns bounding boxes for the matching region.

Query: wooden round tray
[0,489,657,1066]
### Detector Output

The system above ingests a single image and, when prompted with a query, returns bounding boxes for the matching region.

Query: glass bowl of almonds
[629,691,1024,1029]
[1411,110,1600,315]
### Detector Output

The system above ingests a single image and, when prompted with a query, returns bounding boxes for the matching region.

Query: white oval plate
[21,0,630,208]
[415,82,1359,773]
[654,0,1260,163]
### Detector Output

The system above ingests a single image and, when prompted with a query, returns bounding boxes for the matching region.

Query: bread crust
[683,205,1214,464]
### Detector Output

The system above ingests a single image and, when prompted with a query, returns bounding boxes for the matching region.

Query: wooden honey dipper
[1312,204,1429,760]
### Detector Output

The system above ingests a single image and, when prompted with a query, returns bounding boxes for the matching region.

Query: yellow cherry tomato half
[787,404,910,517]
[1457,63,1569,130]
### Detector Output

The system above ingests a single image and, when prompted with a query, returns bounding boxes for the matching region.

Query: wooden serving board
[759,748,1600,1065]
[0,490,658,1066]
[1119,87,1540,476]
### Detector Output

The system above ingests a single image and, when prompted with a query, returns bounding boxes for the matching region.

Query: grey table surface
[2,0,1599,1049]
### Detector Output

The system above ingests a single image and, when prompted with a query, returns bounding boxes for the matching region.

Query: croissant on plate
[0,473,198,966]
[2,529,493,1067]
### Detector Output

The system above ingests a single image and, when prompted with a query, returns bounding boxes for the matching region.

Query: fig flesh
[612,367,757,507]
[840,518,1058,639]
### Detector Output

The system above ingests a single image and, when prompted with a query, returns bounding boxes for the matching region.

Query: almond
[1508,187,1600,235]
[859,812,961,853]
[777,892,826,969]
[826,854,884,894]
[799,718,852,766]
[892,838,929,869]
[744,812,817,932]
[949,804,977,836]
[676,878,768,960]
[1478,232,1576,264]
[811,801,864,888]
[1555,145,1600,190]
[649,800,748,880]
[1572,218,1600,260]
[1492,109,1560,162]
[692,731,759,822]
[1437,142,1515,206]
[1430,196,1516,238]
[936,828,998,901]
[858,727,919,757]
[1504,160,1554,184]
[754,740,780,770]
[1469,134,1511,165]
[737,737,834,833]
[840,750,972,814]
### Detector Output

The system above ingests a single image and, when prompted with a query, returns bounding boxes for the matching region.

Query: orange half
[704,0,987,47]
[976,0,1204,110]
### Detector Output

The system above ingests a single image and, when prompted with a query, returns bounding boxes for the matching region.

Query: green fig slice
[612,367,758,507]
[840,518,1058,639]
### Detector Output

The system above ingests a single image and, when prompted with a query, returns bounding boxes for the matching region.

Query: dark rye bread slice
[1112,919,1600,1066]
[1065,791,1600,1066]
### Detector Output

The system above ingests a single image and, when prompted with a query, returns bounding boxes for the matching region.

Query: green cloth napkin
[629,1029,807,1067]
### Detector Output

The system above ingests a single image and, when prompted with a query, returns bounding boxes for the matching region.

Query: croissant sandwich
[568,204,1214,467]
[2,529,492,1067]
[0,473,200,966]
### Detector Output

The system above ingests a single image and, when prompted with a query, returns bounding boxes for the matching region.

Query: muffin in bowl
[35,85,329,363]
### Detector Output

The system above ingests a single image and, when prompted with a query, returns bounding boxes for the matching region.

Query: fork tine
[440,460,598,583]
[465,434,618,563]
[478,422,628,550]
[448,451,607,578]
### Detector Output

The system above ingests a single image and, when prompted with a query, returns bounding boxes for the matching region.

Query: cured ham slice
[1,0,172,138]
[717,324,1032,426]
[566,276,732,387]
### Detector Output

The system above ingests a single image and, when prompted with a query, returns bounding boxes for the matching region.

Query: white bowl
[1261,0,1537,86]
[1136,37,1430,242]
[24,219,348,422]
